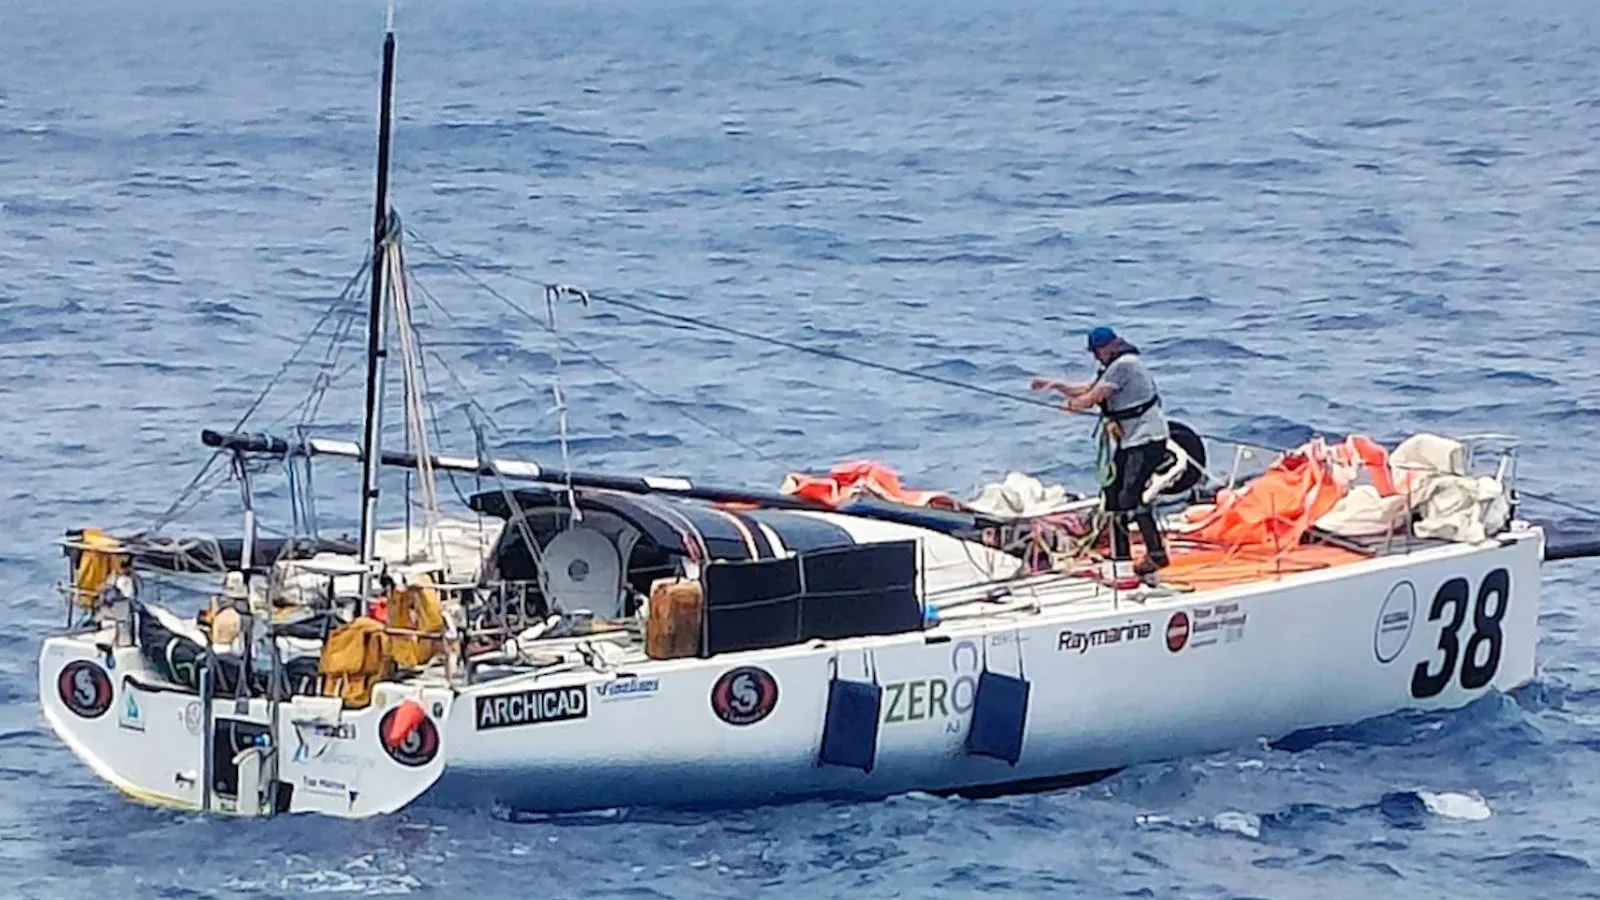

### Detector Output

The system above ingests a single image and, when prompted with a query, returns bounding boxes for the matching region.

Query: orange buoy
[383,698,425,749]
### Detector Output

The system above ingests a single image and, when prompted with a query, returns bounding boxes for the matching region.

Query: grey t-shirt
[1099,353,1169,448]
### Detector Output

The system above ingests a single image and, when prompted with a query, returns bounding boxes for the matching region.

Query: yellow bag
[318,617,392,708]
[72,528,126,610]
[389,573,445,669]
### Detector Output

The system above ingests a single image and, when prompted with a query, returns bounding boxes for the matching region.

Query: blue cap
[1087,326,1117,350]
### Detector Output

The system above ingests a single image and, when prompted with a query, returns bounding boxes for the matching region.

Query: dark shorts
[1105,441,1167,512]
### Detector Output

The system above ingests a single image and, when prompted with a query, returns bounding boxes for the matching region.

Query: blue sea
[4,0,1600,896]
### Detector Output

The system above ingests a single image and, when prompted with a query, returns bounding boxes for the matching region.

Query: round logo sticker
[1374,581,1418,664]
[183,701,203,735]
[379,707,440,767]
[711,666,779,726]
[57,660,113,719]
[1165,612,1191,653]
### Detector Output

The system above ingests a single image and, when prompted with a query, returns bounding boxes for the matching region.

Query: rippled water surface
[4,0,1600,897]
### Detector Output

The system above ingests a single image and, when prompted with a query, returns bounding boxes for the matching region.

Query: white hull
[40,526,1543,817]
[42,15,1556,823]
[41,637,456,817]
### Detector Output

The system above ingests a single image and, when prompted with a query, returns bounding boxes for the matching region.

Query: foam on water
[1419,791,1493,822]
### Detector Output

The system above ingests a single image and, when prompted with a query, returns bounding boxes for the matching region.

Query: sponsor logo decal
[883,639,980,732]
[291,720,359,763]
[1057,621,1152,654]
[309,721,356,740]
[1190,601,1247,649]
[295,742,377,771]
[475,685,588,731]
[593,677,660,702]
[710,666,779,726]
[380,707,441,767]
[117,689,144,733]
[1375,581,1418,664]
[57,660,113,719]
[1166,611,1190,652]
[1167,603,1246,652]
[883,676,975,729]
[300,774,350,798]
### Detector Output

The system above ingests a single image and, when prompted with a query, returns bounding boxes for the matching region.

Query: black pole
[199,428,1010,535]
[357,27,397,602]
[1545,539,1600,562]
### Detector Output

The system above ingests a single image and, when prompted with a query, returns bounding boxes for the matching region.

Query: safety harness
[1090,340,1162,488]
[1092,340,1161,423]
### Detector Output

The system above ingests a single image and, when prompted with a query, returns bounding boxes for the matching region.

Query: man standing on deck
[1031,325,1171,579]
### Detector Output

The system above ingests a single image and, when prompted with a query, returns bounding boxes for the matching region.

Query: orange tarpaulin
[780,460,961,510]
[1184,435,1396,549]
[1161,542,1371,591]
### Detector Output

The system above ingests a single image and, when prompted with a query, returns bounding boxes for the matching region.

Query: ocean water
[4,0,1600,896]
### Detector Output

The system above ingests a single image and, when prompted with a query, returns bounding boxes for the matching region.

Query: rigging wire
[245,228,1600,534]
[1517,488,1600,522]
[139,218,1600,558]
[404,236,784,463]
[148,254,372,534]
[302,288,367,428]
[578,288,1291,454]
[404,269,488,510]
[424,347,507,439]
[401,228,1285,456]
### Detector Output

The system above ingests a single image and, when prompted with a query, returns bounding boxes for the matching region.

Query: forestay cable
[399,241,1286,456]
[403,233,786,463]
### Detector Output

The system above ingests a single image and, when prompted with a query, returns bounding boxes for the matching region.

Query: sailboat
[37,14,1598,819]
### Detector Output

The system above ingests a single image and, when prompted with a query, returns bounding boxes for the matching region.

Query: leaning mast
[357,5,398,604]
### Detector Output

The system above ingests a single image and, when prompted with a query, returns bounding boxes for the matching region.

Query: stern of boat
[39,631,453,818]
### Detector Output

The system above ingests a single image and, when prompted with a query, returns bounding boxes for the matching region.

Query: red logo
[1166,612,1191,653]
[57,660,113,719]
[711,666,779,726]
[379,706,440,767]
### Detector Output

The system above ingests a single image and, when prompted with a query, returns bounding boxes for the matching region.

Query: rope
[1094,419,1116,488]
[403,266,480,510]
[587,291,1078,410]
[398,237,1290,457]
[389,239,443,560]
[404,234,784,463]
[524,347,783,464]
[550,286,1287,454]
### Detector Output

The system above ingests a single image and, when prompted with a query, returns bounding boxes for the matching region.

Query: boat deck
[439,528,1465,688]
[85,523,1476,698]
